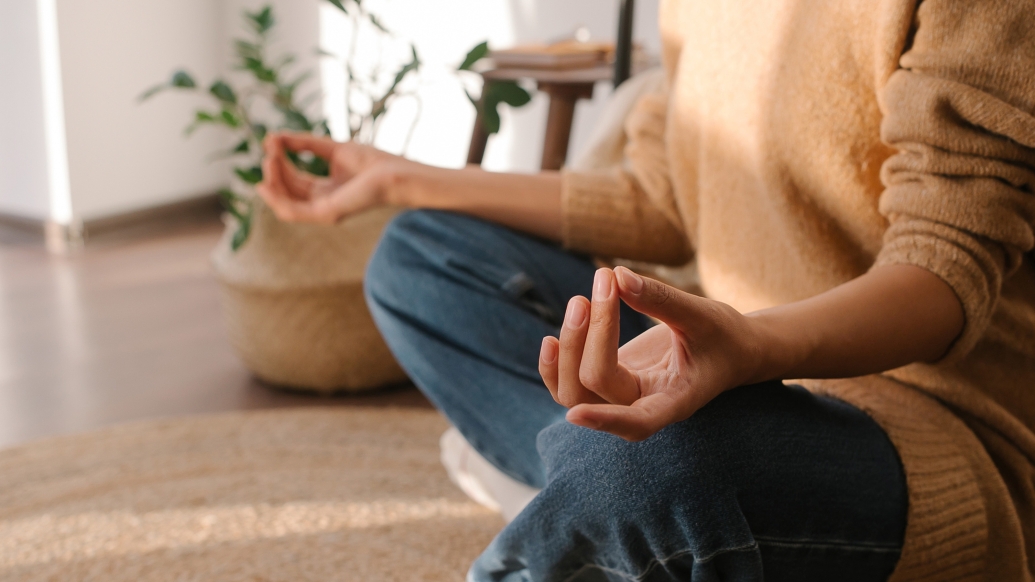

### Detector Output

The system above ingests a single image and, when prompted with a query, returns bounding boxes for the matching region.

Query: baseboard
[0,213,46,246]
[0,193,223,252]
[83,193,223,238]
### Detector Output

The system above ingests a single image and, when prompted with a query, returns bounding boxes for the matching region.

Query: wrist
[742,309,814,384]
[375,159,417,207]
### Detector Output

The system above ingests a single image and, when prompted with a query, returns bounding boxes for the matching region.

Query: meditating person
[256,0,1035,578]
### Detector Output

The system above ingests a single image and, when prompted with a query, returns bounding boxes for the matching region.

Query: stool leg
[467,108,490,166]
[539,82,595,171]
[540,95,577,170]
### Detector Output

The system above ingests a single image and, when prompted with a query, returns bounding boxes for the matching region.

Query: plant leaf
[220,109,242,128]
[367,13,389,33]
[488,80,531,107]
[218,188,244,220]
[139,69,197,102]
[231,213,251,251]
[171,70,196,88]
[458,41,489,71]
[209,140,251,161]
[481,100,501,135]
[246,6,275,35]
[241,57,277,83]
[369,46,421,121]
[252,123,268,142]
[392,46,421,88]
[479,81,532,135]
[138,83,167,102]
[234,166,263,185]
[219,188,254,250]
[185,110,218,135]
[279,107,313,131]
[235,40,261,61]
[274,54,297,71]
[325,0,349,14]
[209,80,237,104]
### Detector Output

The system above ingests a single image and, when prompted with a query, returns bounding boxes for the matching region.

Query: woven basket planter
[211,201,407,393]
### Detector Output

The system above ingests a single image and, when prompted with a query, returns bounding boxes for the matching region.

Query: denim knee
[364,209,430,307]
[515,420,758,580]
[535,419,734,516]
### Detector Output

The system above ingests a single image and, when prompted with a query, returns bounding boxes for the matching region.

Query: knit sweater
[560,0,1035,579]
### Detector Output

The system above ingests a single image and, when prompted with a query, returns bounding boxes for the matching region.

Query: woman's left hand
[539,266,767,441]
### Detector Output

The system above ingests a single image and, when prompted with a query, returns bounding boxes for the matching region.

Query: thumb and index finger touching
[275,131,337,160]
[613,266,700,330]
[562,267,701,441]
[256,132,335,222]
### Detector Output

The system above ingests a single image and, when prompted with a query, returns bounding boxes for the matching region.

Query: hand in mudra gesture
[541,266,765,441]
[257,132,402,224]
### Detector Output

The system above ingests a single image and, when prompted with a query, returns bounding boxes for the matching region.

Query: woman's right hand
[256,132,405,224]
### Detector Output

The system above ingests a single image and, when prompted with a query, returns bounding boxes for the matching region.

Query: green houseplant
[143,1,528,251]
[141,2,531,394]
[141,3,421,251]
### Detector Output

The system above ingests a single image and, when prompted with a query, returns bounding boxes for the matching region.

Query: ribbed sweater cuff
[874,219,999,361]
[561,169,690,265]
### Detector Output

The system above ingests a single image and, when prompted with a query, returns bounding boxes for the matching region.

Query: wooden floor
[0,212,430,449]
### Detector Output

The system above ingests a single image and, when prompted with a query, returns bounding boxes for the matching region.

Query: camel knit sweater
[560,0,1035,579]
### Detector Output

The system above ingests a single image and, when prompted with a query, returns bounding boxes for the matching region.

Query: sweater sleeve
[875,0,1035,360]
[561,89,692,266]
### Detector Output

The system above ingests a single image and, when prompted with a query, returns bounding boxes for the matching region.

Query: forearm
[747,264,965,382]
[381,161,563,242]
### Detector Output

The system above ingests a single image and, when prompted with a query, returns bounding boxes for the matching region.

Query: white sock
[439,426,541,523]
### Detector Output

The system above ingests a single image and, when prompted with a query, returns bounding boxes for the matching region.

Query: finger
[556,296,606,407]
[580,269,639,405]
[259,148,295,210]
[318,171,383,219]
[614,266,700,329]
[279,131,337,159]
[262,135,313,199]
[566,393,683,442]
[256,182,334,224]
[539,336,560,400]
[278,150,316,199]
[261,138,284,189]
[256,183,309,222]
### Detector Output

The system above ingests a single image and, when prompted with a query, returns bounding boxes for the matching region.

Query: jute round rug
[0,408,503,581]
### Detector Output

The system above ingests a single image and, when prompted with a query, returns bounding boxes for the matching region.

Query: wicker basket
[211,201,407,393]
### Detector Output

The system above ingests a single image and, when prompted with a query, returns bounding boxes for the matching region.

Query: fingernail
[565,297,588,329]
[593,269,612,301]
[540,337,557,364]
[567,409,600,430]
[616,267,643,295]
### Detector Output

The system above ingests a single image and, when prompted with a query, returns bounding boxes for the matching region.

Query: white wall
[0,1,52,221]
[55,0,230,221]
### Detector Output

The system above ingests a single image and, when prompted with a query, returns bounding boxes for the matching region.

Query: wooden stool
[466,65,614,171]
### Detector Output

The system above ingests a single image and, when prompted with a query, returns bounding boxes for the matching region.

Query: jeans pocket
[444,254,563,326]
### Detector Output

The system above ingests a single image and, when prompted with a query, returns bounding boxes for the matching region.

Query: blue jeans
[365,210,907,582]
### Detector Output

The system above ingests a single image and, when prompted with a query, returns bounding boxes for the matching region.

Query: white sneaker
[439,426,541,523]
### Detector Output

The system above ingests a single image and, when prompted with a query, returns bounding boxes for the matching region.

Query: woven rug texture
[0,407,503,581]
